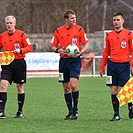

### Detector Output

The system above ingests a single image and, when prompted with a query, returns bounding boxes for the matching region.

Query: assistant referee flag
[117,77,133,107]
[0,51,14,65]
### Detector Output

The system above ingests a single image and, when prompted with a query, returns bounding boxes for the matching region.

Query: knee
[63,84,71,94]
[1,84,8,91]
[64,87,71,94]
[16,84,24,94]
[111,87,118,95]
[70,83,78,92]
[0,80,9,91]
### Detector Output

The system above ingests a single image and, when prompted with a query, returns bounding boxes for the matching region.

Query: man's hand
[130,66,133,76]
[13,48,22,54]
[58,47,66,55]
[99,70,104,77]
[71,51,81,58]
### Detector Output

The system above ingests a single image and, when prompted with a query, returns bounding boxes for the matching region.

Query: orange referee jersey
[100,28,133,71]
[0,30,32,59]
[50,25,88,58]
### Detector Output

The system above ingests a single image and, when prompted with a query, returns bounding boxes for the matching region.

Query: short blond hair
[5,15,16,23]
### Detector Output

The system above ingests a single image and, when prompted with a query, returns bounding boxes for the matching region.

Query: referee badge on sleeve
[106,76,112,84]
[26,38,31,45]
[59,72,64,81]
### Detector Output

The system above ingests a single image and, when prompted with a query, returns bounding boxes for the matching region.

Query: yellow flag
[117,77,133,107]
[0,51,15,65]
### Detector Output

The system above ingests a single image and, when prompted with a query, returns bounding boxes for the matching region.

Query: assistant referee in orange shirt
[100,12,133,121]
[0,16,32,119]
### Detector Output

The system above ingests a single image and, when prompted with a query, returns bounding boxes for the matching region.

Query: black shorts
[1,59,26,84]
[58,56,81,83]
[106,60,130,87]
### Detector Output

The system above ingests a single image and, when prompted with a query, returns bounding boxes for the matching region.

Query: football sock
[64,93,72,112]
[0,92,7,113]
[18,93,25,112]
[128,102,133,110]
[111,94,119,115]
[72,90,79,109]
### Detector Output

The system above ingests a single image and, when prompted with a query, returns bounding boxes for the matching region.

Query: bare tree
[0,0,132,33]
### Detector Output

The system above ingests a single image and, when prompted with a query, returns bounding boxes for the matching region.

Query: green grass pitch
[0,77,133,133]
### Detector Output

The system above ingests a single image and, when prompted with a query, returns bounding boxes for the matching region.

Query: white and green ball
[66,44,79,57]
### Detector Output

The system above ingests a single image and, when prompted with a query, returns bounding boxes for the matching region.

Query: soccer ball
[66,44,79,57]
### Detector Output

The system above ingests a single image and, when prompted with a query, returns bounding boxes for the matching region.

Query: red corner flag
[117,77,133,107]
[0,51,15,65]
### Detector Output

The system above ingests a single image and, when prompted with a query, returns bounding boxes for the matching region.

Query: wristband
[55,48,58,53]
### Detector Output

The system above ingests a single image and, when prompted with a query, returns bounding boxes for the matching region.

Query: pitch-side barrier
[25,52,105,78]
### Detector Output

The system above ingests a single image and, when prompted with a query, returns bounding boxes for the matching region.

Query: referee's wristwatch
[55,48,59,53]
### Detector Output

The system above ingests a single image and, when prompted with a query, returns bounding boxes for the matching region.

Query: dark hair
[63,9,75,19]
[113,12,124,18]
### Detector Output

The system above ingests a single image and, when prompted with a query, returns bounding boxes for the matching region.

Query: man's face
[5,18,16,32]
[113,15,124,29]
[66,13,76,27]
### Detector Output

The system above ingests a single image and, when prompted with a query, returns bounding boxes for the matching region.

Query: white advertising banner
[25,52,60,74]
